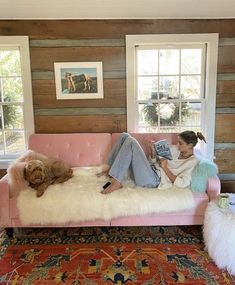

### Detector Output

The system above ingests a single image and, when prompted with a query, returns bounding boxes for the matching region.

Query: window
[126,34,218,160]
[0,36,34,168]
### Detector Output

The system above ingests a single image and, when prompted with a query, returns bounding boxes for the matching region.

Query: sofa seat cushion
[110,193,208,226]
[15,166,196,226]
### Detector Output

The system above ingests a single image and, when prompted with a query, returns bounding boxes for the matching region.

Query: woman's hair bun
[196,132,207,143]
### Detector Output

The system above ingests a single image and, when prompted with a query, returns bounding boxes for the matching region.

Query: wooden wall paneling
[217,39,235,107]
[30,47,125,71]
[1,20,235,38]
[35,115,127,133]
[217,80,235,95]
[30,39,125,47]
[218,45,235,73]
[216,80,235,107]
[34,108,126,116]
[215,114,235,142]
[215,149,235,173]
[32,79,126,108]
[29,37,127,134]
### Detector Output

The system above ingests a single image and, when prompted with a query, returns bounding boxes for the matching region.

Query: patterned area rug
[0,226,234,284]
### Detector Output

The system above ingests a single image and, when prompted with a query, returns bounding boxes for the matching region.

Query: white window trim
[0,36,34,168]
[126,33,218,160]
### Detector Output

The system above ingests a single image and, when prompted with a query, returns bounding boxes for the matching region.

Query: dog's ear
[25,161,35,172]
[24,166,30,181]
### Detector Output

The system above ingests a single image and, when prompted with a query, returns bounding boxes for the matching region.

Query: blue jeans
[107,133,161,188]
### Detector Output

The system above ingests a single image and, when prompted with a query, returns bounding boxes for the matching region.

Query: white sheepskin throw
[203,200,235,275]
[17,166,195,226]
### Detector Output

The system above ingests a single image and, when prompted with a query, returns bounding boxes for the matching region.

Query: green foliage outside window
[0,50,22,129]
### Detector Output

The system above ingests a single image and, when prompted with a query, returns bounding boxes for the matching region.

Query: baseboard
[221,180,235,193]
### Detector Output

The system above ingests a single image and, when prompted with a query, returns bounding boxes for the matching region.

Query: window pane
[3,105,24,129]
[2,77,23,102]
[134,43,205,138]
[181,126,201,133]
[159,76,179,99]
[181,102,201,126]
[159,126,180,133]
[139,126,159,133]
[0,109,4,154]
[0,107,2,128]
[0,129,3,155]
[0,80,2,102]
[139,103,159,127]
[159,49,179,75]
[5,130,25,154]
[181,49,201,74]
[138,77,158,100]
[159,103,179,126]
[0,50,21,76]
[181,76,201,99]
[137,50,158,75]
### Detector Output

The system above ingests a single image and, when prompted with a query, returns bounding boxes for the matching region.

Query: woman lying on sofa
[98,131,206,194]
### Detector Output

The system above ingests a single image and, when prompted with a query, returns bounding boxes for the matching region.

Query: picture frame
[54,62,104,99]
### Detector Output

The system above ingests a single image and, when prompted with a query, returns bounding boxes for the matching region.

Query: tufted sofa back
[28,133,112,167]
[28,133,179,167]
[112,133,179,156]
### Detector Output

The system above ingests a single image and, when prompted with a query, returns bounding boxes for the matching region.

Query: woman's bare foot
[101,179,122,194]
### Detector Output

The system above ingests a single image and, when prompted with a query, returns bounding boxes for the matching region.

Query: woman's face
[177,136,193,153]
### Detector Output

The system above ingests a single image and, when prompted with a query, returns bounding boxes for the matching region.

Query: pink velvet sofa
[0,133,221,228]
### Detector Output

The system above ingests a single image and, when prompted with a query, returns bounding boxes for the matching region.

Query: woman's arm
[160,159,177,183]
[149,140,156,159]
[162,160,197,188]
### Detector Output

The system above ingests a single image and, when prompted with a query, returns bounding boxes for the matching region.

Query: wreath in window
[143,102,190,126]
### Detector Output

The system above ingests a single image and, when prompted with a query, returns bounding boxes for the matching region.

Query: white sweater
[151,145,198,189]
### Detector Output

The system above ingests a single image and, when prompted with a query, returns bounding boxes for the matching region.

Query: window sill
[0,159,14,169]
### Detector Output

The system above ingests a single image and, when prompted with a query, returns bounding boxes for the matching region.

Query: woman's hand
[149,140,156,159]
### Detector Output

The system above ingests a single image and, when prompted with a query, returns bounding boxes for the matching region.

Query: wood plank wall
[0,20,234,191]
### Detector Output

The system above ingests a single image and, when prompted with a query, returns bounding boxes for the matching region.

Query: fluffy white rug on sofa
[17,166,195,225]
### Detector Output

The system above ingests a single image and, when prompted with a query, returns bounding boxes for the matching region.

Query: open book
[153,139,173,160]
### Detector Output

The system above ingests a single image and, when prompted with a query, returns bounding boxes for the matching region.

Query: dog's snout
[35,172,42,178]
[33,173,44,183]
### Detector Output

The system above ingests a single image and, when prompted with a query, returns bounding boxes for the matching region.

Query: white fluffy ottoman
[203,196,235,275]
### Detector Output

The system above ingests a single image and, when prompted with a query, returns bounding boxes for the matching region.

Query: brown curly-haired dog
[24,159,73,197]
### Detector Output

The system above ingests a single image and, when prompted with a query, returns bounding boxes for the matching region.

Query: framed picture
[54,62,104,99]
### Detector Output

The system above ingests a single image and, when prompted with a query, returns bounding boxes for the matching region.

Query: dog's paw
[36,188,45,197]
[68,168,73,178]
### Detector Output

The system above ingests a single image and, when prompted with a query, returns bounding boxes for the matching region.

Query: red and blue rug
[0,226,234,284]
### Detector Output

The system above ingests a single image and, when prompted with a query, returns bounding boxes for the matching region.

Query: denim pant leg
[108,134,160,188]
[107,133,131,166]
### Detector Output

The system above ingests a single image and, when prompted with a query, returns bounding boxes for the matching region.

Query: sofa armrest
[206,175,221,201]
[0,174,11,226]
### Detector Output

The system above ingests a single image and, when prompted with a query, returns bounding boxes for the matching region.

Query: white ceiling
[1,0,235,19]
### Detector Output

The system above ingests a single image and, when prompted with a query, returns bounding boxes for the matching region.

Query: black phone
[103,182,111,189]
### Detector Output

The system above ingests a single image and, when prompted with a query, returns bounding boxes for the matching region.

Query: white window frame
[0,36,34,168]
[126,34,218,160]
